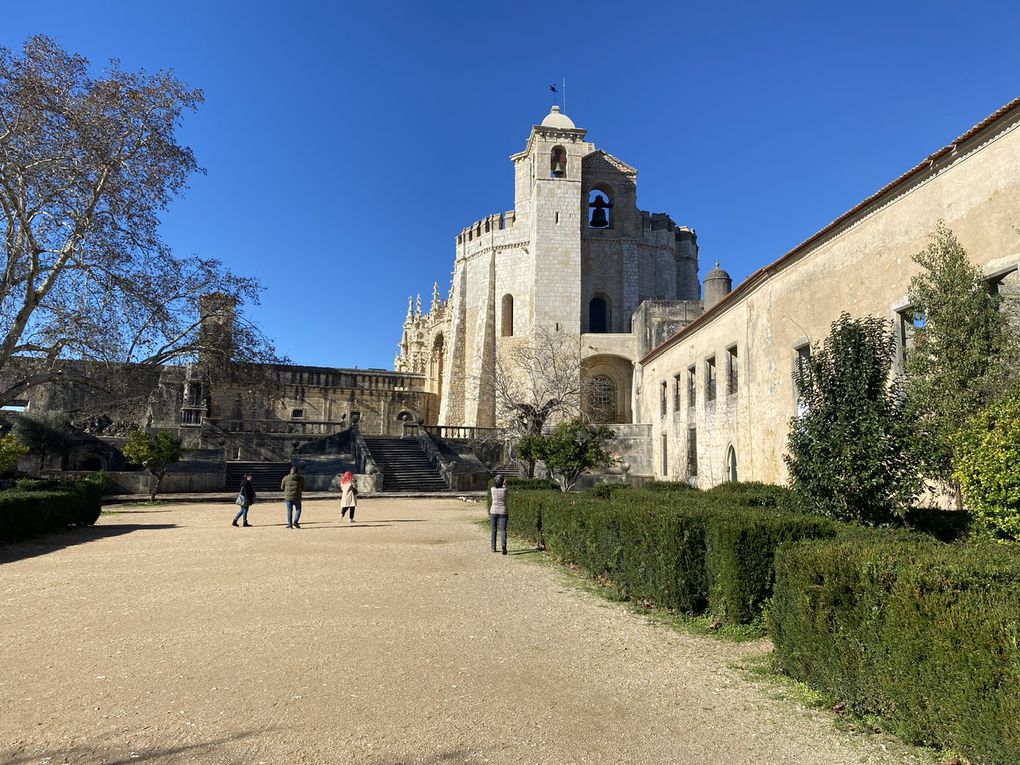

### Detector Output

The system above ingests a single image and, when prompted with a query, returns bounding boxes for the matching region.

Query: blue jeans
[286,499,302,527]
[490,513,508,552]
[233,504,249,523]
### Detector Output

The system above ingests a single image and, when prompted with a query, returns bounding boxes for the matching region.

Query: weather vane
[548,78,566,111]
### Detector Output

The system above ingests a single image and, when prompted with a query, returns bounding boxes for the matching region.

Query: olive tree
[122,429,183,500]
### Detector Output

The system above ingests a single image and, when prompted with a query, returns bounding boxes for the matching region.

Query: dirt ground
[0,498,937,765]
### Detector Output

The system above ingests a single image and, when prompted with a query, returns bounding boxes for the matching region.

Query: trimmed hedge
[769,538,1020,764]
[505,486,834,623]
[0,480,104,544]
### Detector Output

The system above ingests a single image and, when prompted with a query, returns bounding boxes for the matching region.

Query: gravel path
[0,498,937,765]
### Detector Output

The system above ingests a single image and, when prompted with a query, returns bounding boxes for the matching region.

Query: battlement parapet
[457,211,516,245]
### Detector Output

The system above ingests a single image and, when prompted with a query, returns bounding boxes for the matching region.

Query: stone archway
[582,355,633,424]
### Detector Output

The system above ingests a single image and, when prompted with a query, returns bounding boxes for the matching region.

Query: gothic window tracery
[589,375,617,423]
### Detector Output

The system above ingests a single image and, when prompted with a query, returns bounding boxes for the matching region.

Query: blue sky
[3,1,1019,369]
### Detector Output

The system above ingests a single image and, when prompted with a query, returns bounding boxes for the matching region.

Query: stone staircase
[225,461,293,492]
[361,436,450,492]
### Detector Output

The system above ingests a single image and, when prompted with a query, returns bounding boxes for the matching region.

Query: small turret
[703,261,732,310]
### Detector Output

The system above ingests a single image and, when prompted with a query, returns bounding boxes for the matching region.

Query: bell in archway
[589,194,611,228]
[552,161,565,177]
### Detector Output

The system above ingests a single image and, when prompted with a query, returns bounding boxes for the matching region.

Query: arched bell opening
[588,184,614,229]
[550,145,567,178]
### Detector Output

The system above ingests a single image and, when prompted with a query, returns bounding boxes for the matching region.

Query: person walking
[339,470,358,523]
[489,474,508,555]
[281,467,304,528]
[232,473,257,527]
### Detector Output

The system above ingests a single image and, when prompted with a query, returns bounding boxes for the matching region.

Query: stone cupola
[703,261,732,310]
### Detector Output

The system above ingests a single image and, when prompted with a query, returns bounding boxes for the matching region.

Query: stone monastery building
[397,98,1020,487]
[9,99,1017,492]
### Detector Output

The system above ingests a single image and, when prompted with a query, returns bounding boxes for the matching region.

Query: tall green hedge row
[769,538,1020,765]
[0,480,104,544]
[505,487,834,622]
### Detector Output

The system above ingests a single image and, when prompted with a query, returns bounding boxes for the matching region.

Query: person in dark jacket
[232,473,257,527]
[281,467,305,528]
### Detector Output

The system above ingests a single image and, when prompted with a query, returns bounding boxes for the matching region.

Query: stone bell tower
[510,106,596,336]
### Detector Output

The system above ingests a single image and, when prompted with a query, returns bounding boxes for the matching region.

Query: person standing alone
[339,470,358,523]
[232,472,256,527]
[282,467,304,528]
[489,474,508,555]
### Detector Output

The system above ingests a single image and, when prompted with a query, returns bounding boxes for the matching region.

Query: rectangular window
[794,344,811,389]
[896,308,924,366]
[660,381,667,416]
[687,366,696,408]
[686,427,698,477]
[291,408,305,419]
[726,345,738,395]
[705,357,717,403]
[674,374,683,410]
[661,434,668,476]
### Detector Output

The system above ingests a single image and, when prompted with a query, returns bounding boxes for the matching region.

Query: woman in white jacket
[340,470,358,523]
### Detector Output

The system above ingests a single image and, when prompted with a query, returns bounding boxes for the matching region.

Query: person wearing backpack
[232,473,256,527]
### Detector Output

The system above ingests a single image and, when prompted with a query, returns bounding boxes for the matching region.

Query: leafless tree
[0,36,284,413]
[492,326,584,435]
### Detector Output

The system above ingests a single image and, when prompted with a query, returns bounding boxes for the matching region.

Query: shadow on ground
[0,523,176,565]
[365,748,479,765]
[0,728,265,764]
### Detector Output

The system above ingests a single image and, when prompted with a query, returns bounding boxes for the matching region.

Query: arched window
[589,375,617,423]
[726,445,738,483]
[588,185,614,228]
[589,296,608,333]
[550,145,567,178]
[501,294,514,337]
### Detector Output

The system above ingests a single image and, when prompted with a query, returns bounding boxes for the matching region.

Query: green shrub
[704,481,796,509]
[0,479,103,543]
[705,510,835,623]
[0,432,29,472]
[505,488,833,623]
[642,480,700,495]
[503,477,559,491]
[769,538,1020,764]
[587,482,631,500]
[953,388,1020,541]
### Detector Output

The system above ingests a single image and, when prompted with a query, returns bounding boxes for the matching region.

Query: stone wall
[637,99,1020,488]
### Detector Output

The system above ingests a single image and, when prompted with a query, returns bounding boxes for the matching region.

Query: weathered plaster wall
[638,102,1020,487]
